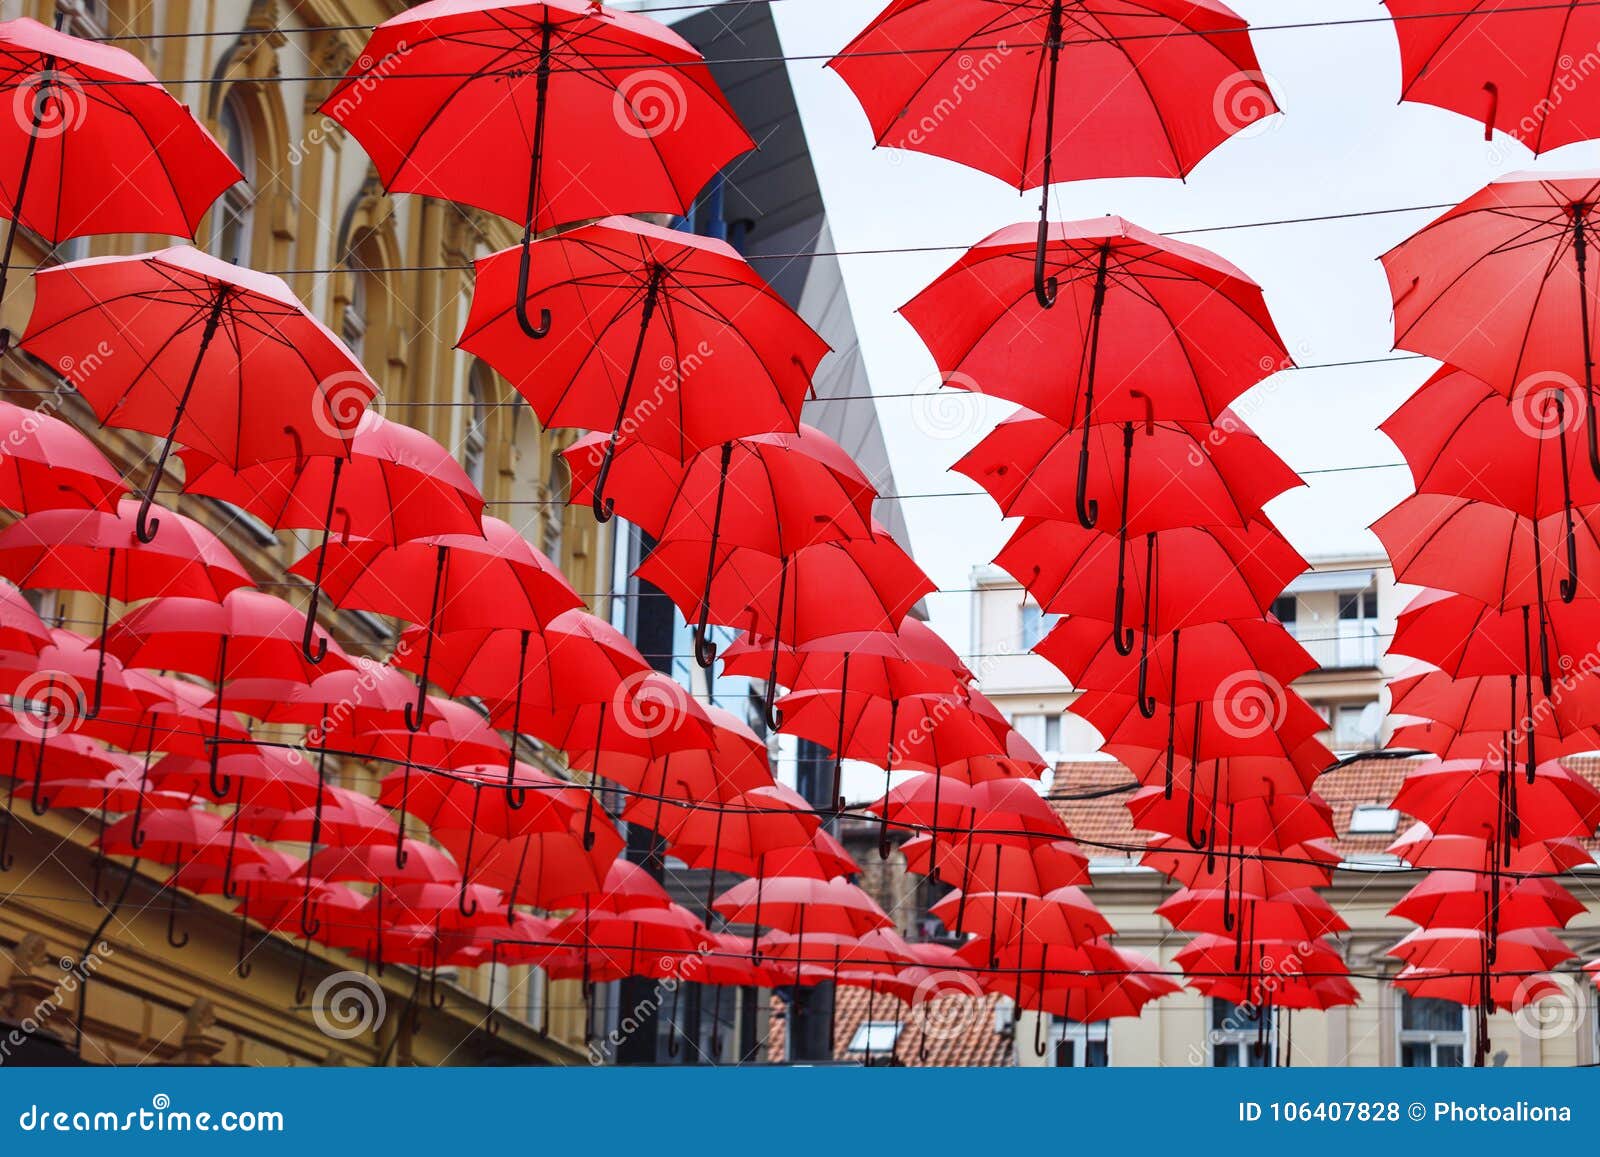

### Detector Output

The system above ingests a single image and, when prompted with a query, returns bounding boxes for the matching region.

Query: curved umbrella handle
[404,547,448,732]
[166,894,189,950]
[591,434,619,522]
[1073,436,1098,529]
[515,234,553,340]
[0,808,12,873]
[692,625,719,669]
[1033,1009,1050,1058]
[1033,216,1058,310]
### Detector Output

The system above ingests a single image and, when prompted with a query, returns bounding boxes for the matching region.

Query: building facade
[0,0,605,1065]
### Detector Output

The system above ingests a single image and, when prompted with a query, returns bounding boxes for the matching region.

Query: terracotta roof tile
[766,987,1014,1066]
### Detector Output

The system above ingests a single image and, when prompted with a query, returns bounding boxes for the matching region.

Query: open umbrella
[181,410,485,662]
[21,246,375,541]
[326,0,751,339]
[0,498,251,715]
[290,516,582,729]
[903,217,1289,526]
[0,398,122,514]
[832,2,1275,302]
[461,216,827,519]
[0,16,240,349]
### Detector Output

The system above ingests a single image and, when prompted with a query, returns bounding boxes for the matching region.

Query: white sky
[732,0,1600,658]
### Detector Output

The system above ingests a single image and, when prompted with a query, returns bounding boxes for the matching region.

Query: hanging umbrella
[100,590,349,796]
[721,618,971,699]
[0,499,252,715]
[394,610,649,769]
[1129,787,1337,851]
[462,217,828,519]
[1392,757,1600,844]
[561,424,871,660]
[955,408,1299,528]
[1387,823,1595,874]
[0,399,123,514]
[1158,886,1347,939]
[21,245,376,542]
[832,2,1275,302]
[326,0,751,340]
[0,16,240,350]
[180,410,485,662]
[638,526,934,727]
[0,581,50,656]
[903,832,1088,893]
[1385,1,1600,153]
[931,885,1113,946]
[289,516,581,729]
[903,217,1289,524]
[1391,870,1583,932]
[439,823,623,912]
[547,860,673,915]
[995,517,1305,655]
[670,827,857,883]
[100,807,259,948]
[1386,666,1600,754]
[1141,834,1338,893]
[1381,173,1600,488]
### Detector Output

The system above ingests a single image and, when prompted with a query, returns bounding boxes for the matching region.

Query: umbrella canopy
[323,0,751,226]
[1393,757,1600,843]
[462,217,827,516]
[0,398,123,514]
[902,217,1289,493]
[0,16,240,346]
[21,246,375,542]
[1390,870,1584,932]
[833,3,1273,302]
[1385,1,1600,154]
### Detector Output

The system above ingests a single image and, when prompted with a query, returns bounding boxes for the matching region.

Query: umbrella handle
[515,235,553,340]
[515,23,554,340]
[504,628,531,810]
[166,895,189,950]
[0,807,12,873]
[692,625,719,669]
[693,442,735,668]
[404,547,448,731]
[1073,438,1098,529]
[300,454,343,664]
[1033,1008,1050,1058]
[1031,2,1064,310]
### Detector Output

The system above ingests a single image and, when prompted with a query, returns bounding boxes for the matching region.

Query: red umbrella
[102,590,349,796]
[670,827,857,883]
[1381,173,1600,496]
[1038,615,1314,727]
[1391,870,1583,933]
[291,516,581,728]
[1385,1,1600,154]
[21,246,375,542]
[1390,587,1600,773]
[996,517,1305,648]
[1129,786,1337,851]
[0,499,252,714]
[1387,666,1600,751]
[0,581,49,656]
[931,886,1112,947]
[903,832,1088,893]
[903,217,1289,524]
[715,876,891,939]
[0,16,240,349]
[327,0,751,339]
[462,217,827,519]
[100,807,257,948]
[832,3,1274,300]
[562,424,872,662]
[721,618,971,699]
[1387,823,1594,874]
[395,612,648,773]
[956,408,1299,528]
[1142,835,1337,893]
[547,860,672,916]
[1158,886,1347,939]
[438,823,622,913]
[1390,926,1576,972]
[181,410,485,662]
[639,527,934,727]
[0,399,123,514]
[1392,757,1600,844]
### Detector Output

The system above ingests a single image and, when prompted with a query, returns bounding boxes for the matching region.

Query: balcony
[1285,622,1382,671]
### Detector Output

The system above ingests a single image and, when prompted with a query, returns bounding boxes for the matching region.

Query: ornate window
[209,93,256,266]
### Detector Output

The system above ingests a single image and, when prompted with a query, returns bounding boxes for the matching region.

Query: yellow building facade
[0,0,605,1065]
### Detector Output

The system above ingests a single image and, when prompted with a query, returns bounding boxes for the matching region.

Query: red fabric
[830,0,1272,186]
[324,1,751,227]
[0,17,239,241]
